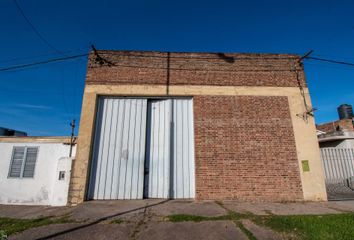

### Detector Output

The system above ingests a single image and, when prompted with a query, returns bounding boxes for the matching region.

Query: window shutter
[9,147,25,177]
[23,147,38,178]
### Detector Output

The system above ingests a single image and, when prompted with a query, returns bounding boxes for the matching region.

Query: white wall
[0,141,76,206]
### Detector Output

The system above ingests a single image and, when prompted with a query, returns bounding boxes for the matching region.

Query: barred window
[8,147,38,178]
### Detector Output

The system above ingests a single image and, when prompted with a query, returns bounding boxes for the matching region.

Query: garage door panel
[87,99,103,199]
[182,100,191,197]
[89,98,147,200]
[91,98,111,200]
[146,99,195,199]
[132,100,147,199]
[145,100,171,198]
[172,99,195,199]
[174,100,183,197]
[187,100,196,198]
[109,99,125,199]
[123,100,135,199]
[103,99,119,199]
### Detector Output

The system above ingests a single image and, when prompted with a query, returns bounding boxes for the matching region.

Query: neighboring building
[317,121,354,148]
[316,105,354,200]
[68,50,327,205]
[0,137,76,206]
[317,105,354,149]
[0,127,27,137]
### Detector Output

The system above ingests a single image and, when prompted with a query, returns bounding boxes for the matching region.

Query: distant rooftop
[0,127,27,137]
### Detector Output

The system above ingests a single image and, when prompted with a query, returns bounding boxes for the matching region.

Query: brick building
[317,116,354,149]
[317,119,354,133]
[68,50,327,204]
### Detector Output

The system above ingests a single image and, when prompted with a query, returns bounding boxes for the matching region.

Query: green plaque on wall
[302,160,310,172]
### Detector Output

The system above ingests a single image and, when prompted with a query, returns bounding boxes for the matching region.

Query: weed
[110,219,124,224]
[0,215,74,236]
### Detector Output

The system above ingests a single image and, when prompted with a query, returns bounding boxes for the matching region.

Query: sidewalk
[1,200,353,240]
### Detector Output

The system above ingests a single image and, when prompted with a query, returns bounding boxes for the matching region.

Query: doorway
[88,97,195,200]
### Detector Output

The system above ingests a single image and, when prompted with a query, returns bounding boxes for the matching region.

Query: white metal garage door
[88,98,148,200]
[144,99,195,199]
[88,97,195,200]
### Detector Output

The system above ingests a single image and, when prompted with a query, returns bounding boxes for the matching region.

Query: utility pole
[69,119,76,158]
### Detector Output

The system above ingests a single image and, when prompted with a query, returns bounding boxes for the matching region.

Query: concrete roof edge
[0,136,76,143]
[90,49,301,58]
[318,135,354,142]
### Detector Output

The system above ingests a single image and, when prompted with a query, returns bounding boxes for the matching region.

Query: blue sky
[0,0,353,136]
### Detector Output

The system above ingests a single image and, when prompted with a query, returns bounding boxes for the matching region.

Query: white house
[0,137,76,206]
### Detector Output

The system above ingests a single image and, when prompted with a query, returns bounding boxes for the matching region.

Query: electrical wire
[0,53,301,73]
[0,87,72,95]
[0,48,89,64]
[306,56,354,67]
[311,53,354,62]
[12,0,65,56]
[96,51,354,67]
[0,53,88,72]
[305,60,354,71]
[292,59,311,121]
[12,0,90,125]
[1,50,354,74]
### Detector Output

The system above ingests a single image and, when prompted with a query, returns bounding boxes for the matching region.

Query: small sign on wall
[58,171,65,180]
[302,160,310,172]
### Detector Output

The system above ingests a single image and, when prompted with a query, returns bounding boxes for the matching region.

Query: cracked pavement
[2,200,354,240]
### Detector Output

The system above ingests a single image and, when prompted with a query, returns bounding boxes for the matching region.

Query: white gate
[144,100,171,198]
[88,97,195,200]
[172,99,195,198]
[144,99,195,199]
[88,98,148,200]
[320,148,354,200]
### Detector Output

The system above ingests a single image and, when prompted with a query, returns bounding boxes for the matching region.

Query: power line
[97,50,354,67]
[12,0,89,122]
[0,48,89,64]
[12,0,65,56]
[305,56,354,67]
[0,53,88,72]
[1,49,354,74]
[0,87,76,95]
[312,53,354,62]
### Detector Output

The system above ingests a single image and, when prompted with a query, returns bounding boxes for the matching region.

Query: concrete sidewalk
[1,200,353,240]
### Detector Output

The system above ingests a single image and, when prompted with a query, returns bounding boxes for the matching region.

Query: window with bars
[8,147,39,178]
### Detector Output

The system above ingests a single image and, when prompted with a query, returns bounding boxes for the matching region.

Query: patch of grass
[167,211,354,240]
[254,213,354,240]
[167,214,258,240]
[110,219,124,224]
[166,214,231,222]
[235,221,257,240]
[0,215,74,236]
[0,230,7,240]
[215,201,254,219]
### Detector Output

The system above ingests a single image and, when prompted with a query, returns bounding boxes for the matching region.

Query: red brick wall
[86,51,306,87]
[194,95,303,201]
